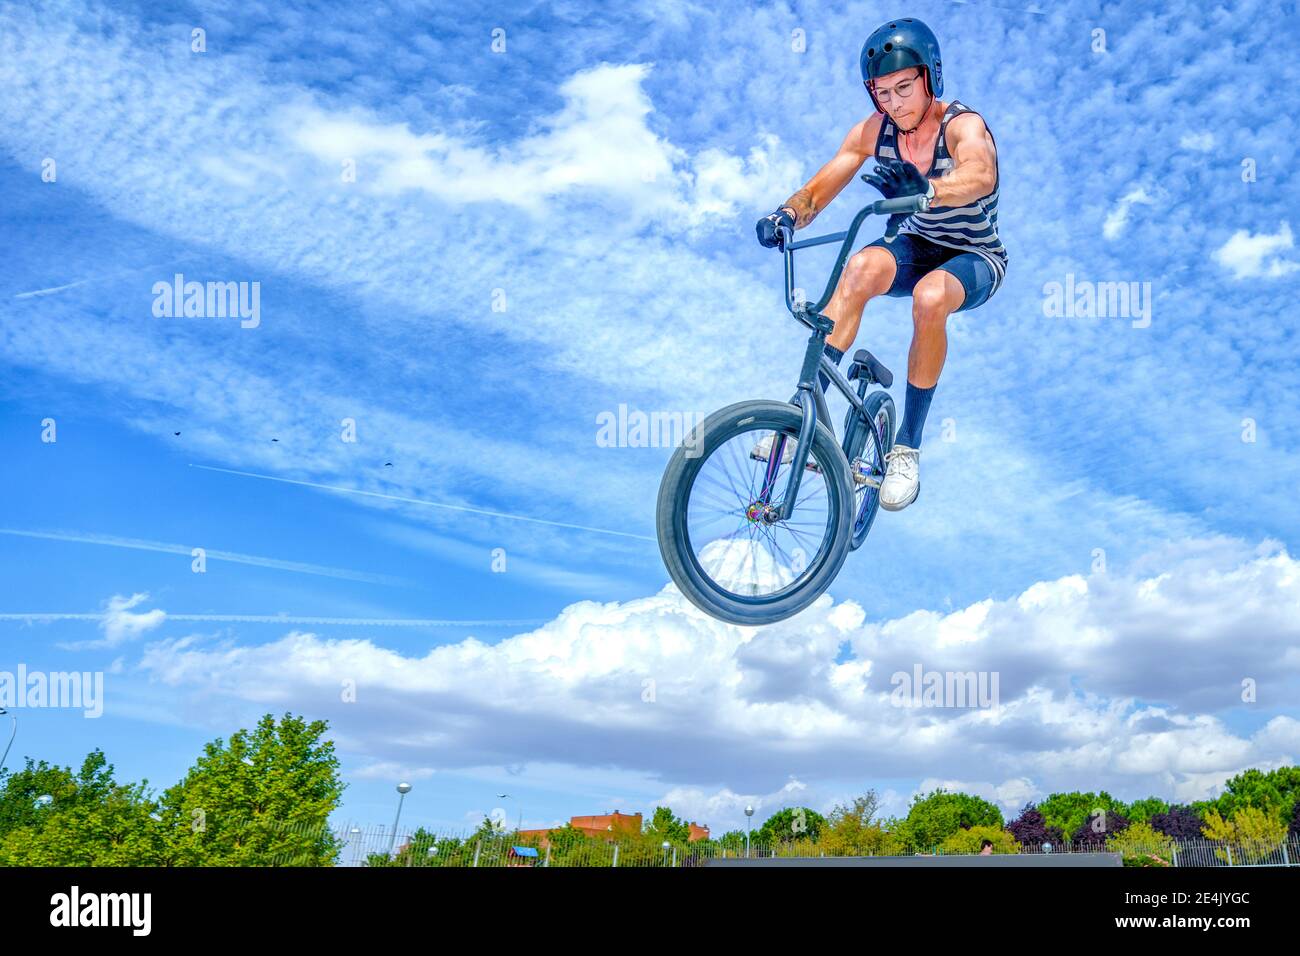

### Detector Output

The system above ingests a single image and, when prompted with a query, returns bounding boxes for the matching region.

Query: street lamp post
[0,708,16,776]
[745,805,754,858]
[388,782,412,857]
[349,826,363,866]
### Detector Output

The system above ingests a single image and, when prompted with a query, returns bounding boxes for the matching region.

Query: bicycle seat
[847,349,893,388]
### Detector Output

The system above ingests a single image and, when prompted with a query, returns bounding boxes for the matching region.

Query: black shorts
[865,232,1001,312]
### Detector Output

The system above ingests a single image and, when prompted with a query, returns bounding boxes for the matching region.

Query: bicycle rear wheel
[843,390,895,551]
[656,399,854,625]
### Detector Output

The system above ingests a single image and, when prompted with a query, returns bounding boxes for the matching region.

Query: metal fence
[269,823,1300,868]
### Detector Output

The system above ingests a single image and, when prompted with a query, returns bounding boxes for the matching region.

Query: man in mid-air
[755,16,1007,512]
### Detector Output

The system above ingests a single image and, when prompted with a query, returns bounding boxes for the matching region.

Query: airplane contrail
[12,255,203,299]
[189,464,656,542]
[0,613,545,627]
[0,528,408,586]
[13,278,95,298]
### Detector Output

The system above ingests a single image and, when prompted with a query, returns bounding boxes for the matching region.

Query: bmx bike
[656,189,930,625]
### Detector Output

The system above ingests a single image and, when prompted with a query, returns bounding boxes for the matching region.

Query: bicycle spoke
[695,470,749,507]
[685,424,840,601]
[689,510,747,533]
[756,524,802,579]
[690,489,748,516]
[718,439,756,505]
[781,521,826,558]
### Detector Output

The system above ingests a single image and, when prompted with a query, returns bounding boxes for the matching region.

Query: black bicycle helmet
[859,17,943,114]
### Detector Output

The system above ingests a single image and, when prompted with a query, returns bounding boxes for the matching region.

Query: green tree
[756,806,828,847]
[717,829,748,851]
[898,790,1002,851]
[540,823,619,867]
[0,755,94,837]
[822,822,907,857]
[939,824,1019,855]
[818,792,882,855]
[1106,821,1175,866]
[370,831,478,868]
[1035,791,1125,843]
[1210,767,1300,824]
[468,814,507,840]
[0,751,166,865]
[645,805,691,844]
[1202,806,1288,864]
[1123,797,1170,824]
[158,712,344,865]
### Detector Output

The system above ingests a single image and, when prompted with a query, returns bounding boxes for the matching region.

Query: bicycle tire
[656,399,854,625]
[844,390,895,551]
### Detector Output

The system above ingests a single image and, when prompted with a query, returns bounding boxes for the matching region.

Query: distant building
[517,811,710,849]
[570,811,644,839]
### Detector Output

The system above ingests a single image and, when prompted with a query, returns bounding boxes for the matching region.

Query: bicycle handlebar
[778,192,929,324]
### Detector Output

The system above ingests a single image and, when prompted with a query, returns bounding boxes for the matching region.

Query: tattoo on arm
[781,188,818,228]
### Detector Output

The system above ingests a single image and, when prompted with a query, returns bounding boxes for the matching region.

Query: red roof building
[517,811,710,849]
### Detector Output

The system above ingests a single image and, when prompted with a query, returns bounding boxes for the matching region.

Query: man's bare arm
[931,112,998,208]
[780,116,881,228]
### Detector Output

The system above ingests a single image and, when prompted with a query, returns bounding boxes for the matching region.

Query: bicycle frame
[762,194,923,521]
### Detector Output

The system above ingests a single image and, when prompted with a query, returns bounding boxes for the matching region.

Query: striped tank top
[874,100,1008,293]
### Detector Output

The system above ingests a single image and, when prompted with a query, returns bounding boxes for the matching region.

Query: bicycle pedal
[850,459,880,487]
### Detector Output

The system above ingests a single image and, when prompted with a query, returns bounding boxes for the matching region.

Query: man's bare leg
[880,268,966,511]
[904,269,965,390]
[823,246,897,354]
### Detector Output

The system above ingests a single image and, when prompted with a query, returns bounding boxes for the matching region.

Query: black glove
[756,207,796,249]
[862,159,933,240]
[861,158,931,200]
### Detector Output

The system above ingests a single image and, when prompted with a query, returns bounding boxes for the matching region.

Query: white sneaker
[879,444,920,511]
[750,434,820,474]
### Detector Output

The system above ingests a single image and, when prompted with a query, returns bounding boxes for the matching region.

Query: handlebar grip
[873,194,928,215]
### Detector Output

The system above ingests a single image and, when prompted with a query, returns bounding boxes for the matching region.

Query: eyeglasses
[869,71,923,105]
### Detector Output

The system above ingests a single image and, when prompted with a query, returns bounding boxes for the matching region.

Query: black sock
[895,381,936,449]
[818,344,845,394]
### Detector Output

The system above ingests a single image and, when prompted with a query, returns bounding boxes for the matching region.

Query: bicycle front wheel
[656,400,854,625]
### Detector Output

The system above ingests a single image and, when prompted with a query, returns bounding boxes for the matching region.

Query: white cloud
[1102,186,1155,239]
[133,536,1300,828]
[1213,222,1299,280]
[1178,131,1215,151]
[352,762,438,781]
[656,778,812,832]
[100,593,166,646]
[287,62,799,228]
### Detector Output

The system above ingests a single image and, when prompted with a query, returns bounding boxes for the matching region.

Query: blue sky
[1,0,1298,839]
